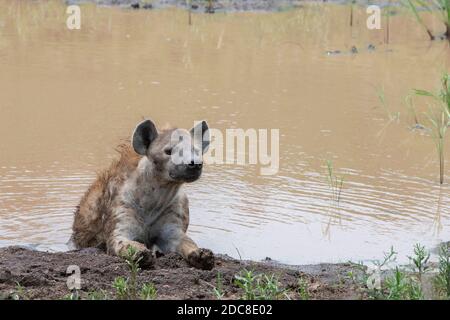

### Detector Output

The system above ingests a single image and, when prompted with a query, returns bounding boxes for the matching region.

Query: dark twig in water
[187,0,192,25]
[233,243,243,261]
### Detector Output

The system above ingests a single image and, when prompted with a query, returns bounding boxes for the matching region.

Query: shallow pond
[0,0,449,264]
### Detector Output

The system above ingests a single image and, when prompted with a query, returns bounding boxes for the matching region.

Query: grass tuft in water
[377,86,400,122]
[325,160,344,204]
[414,73,449,184]
[405,94,422,127]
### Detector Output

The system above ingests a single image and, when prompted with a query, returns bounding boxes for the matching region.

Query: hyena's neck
[127,157,182,214]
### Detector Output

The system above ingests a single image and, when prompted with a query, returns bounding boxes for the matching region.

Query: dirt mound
[0,246,360,299]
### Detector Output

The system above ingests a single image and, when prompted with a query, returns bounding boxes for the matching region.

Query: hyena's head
[132,119,210,183]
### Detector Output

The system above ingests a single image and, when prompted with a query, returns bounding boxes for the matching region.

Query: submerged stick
[350,4,353,27]
[187,0,192,25]
[386,3,390,44]
[440,144,444,184]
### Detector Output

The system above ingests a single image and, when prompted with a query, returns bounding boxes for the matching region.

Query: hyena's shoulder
[91,142,142,203]
[72,142,142,247]
[109,142,143,183]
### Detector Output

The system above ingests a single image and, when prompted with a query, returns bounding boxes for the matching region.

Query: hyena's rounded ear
[132,119,158,155]
[190,120,210,154]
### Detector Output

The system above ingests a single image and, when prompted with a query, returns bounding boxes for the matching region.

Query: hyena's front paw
[135,248,155,269]
[121,242,154,269]
[187,248,215,270]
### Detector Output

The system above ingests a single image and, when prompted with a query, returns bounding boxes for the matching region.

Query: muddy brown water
[0,0,449,265]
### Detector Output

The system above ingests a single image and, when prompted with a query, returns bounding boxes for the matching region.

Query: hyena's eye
[164,148,172,156]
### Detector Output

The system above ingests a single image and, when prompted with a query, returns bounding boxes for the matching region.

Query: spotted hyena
[71,119,214,270]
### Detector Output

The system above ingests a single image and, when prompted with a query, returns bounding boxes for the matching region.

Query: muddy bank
[65,0,398,12]
[66,0,389,12]
[0,246,362,300]
[66,0,304,12]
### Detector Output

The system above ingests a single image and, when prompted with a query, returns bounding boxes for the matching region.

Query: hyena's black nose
[188,160,202,169]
